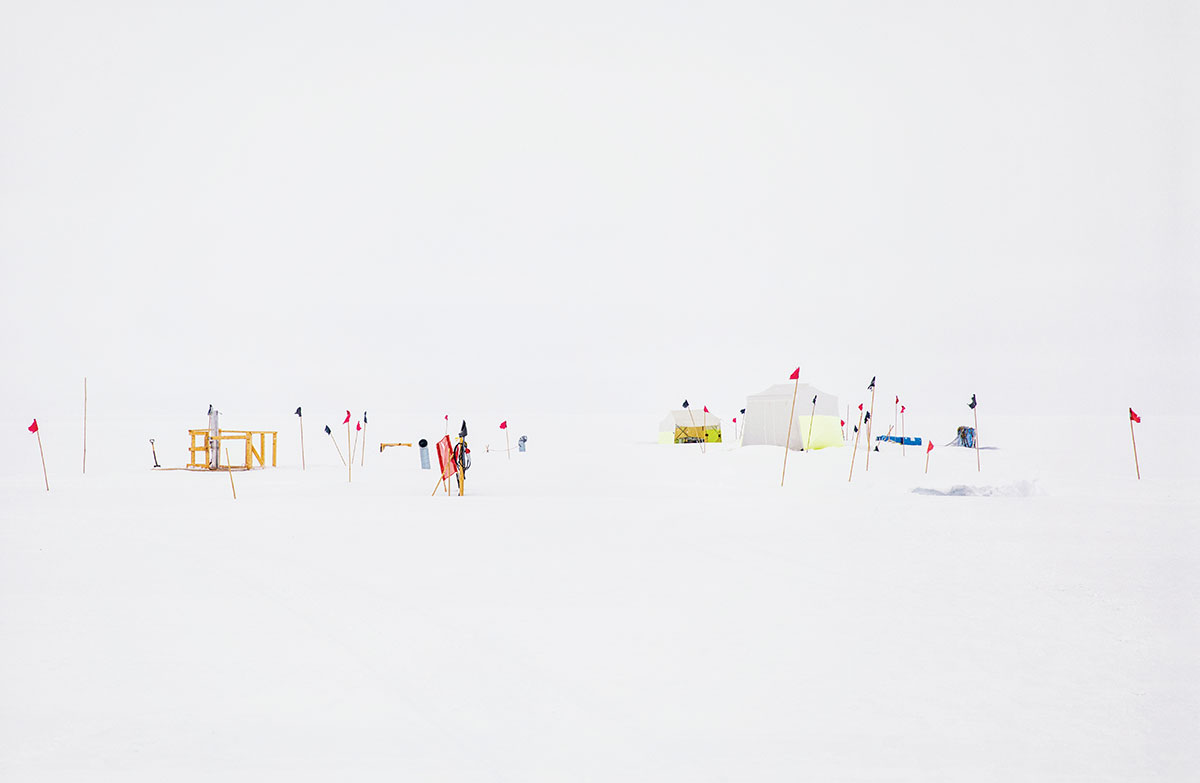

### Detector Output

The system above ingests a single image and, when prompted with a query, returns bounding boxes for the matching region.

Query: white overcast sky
[1,1,1196,424]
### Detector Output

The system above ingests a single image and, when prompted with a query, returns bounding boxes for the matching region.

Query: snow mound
[912,480,1043,497]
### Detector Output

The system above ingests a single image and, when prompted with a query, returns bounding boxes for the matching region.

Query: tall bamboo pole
[1130,417,1140,480]
[781,375,799,487]
[82,378,87,474]
[347,417,353,483]
[864,384,877,471]
[298,413,306,470]
[901,408,906,456]
[685,405,704,454]
[848,409,863,482]
[925,442,932,474]
[973,407,981,472]
[805,395,817,454]
[224,447,237,499]
[361,413,367,468]
[36,429,49,491]
[327,426,346,466]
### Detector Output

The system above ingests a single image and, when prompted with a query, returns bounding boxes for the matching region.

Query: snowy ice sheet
[1,414,1197,781]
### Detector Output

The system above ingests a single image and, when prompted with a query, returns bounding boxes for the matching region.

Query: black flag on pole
[682,400,689,409]
[324,425,332,435]
[363,411,368,424]
[868,377,876,391]
[969,394,977,410]
[864,411,871,422]
[740,408,745,415]
[295,407,302,416]
[812,395,817,404]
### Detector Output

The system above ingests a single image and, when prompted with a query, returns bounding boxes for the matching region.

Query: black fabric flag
[864,411,871,422]
[682,400,689,409]
[740,408,745,414]
[460,420,468,438]
[969,394,977,410]
[324,425,332,435]
[295,407,302,417]
[363,411,368,424]
[868,376,876,391]
[812,395,817,404]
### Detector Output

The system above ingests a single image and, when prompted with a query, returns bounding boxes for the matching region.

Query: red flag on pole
[435,435,456,478]
[900,405,906,414]
[356,421,362,431]
[858,403,863,411]
[1129,408,1141,423]
[840,419,845,427]
[895,395,899,404]
[927,441,934,453]
[703,406,709,413]
[28,419,38,433]
[343,411,351,424]
[789,367,799,380]
[499,421,507,429]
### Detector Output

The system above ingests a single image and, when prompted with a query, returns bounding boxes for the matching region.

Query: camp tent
[657,410,722,444]
[741,383,843,450]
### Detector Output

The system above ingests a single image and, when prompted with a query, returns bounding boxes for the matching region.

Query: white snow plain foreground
[2,413,1197,781]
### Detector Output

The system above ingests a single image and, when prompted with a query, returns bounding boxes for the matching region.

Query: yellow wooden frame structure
[188,429,278,470]
[673,425,722,444]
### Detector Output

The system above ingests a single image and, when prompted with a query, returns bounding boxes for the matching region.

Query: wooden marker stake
[925,442,932,474]
[298,413,306,470]
[901,409,906,456]
[347,420,353,483]
[781,374,800,487]
[82,377,87,474]
[224,447,237,499]
[361,413,367,468]
[352,424,360,466]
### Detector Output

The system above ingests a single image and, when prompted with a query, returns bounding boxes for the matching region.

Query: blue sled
[876,435,922,446]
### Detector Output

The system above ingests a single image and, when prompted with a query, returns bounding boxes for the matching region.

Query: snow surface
[2,412,1197,781]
